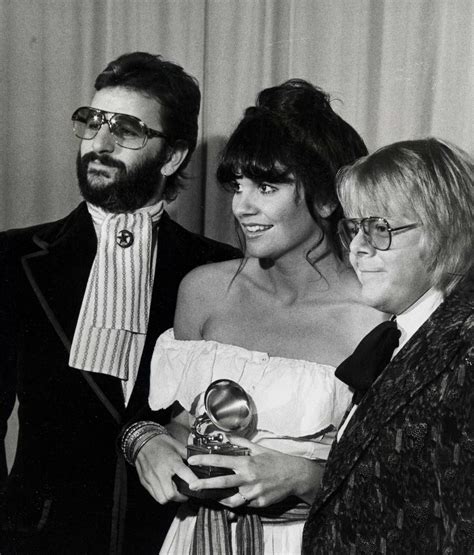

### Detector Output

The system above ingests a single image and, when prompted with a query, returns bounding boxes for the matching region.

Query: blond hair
[336,138,473,294]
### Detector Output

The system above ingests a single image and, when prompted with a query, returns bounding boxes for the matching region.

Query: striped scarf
[191,500,310,554]
[69,202,164,391]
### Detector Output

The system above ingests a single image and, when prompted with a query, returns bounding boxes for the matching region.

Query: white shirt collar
[393,287,444,356]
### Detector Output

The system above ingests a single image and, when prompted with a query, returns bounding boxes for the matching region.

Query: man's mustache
[81,152,127,172]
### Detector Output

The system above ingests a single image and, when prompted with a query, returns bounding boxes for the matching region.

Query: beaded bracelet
[120,420,170,465]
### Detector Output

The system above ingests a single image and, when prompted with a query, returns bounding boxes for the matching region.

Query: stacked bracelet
[120,420,170,465]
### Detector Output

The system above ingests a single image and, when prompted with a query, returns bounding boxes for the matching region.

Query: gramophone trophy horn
[176,379,254,500]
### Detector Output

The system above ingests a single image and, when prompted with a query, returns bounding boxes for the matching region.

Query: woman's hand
[135,434,198,504]
[186,435,324,509]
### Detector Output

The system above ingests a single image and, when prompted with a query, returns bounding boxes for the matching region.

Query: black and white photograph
[0,1,472,553]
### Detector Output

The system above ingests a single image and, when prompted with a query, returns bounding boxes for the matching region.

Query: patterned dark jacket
[303,283,474,554]
[0,202,241,555]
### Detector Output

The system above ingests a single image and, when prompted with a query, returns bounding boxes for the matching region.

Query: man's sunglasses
[71,106,168,150]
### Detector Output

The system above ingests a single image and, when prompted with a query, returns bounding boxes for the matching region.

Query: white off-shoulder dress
[149,329,351,555]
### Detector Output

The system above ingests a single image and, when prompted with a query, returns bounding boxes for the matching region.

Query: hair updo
[217,79,368,256]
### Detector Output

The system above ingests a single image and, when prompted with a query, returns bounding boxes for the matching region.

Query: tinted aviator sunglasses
[338,217,421,251]
[71,106,168,150]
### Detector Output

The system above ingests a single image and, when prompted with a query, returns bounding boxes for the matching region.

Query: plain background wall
[2,0,473,469]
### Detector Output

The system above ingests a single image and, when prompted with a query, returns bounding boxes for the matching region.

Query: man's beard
[76,150,165,212]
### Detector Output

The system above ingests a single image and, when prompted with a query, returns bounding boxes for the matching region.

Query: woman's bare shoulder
[174,259,245,338]
[180,259,245,297]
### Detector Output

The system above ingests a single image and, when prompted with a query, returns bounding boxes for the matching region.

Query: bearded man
[0,52,240,554]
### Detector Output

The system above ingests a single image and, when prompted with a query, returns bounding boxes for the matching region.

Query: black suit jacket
[0,202,241,554]
[303,284,474,554]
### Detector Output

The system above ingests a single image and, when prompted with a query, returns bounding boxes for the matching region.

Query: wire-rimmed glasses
[338,217,421,251]
[71,106,168,150]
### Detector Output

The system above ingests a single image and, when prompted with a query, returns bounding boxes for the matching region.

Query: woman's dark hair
[217,79,368,257]
[95,52,201,202]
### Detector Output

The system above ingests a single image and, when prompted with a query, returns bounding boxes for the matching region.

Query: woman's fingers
[187,472,241,492]
[135,435,196,504]
[225,435,267,454]
[218,490,252,508]
[174,461,200,486]
[187,452,249,470]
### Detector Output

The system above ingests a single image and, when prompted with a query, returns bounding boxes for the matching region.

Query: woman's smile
[240,222,274,238]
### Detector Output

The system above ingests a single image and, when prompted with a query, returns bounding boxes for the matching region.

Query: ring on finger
[238,491,249,504]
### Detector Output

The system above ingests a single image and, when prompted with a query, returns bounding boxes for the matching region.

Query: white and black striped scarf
[69,202,164,401]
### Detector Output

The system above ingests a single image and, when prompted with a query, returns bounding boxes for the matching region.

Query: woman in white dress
[128,80,384,554]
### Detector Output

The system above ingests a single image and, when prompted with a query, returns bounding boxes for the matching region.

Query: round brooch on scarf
[116,229,134,248]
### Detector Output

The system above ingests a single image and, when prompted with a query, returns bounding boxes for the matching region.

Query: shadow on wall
[168,134,240,248]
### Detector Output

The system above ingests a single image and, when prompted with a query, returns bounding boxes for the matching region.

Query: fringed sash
[191,499,309,554]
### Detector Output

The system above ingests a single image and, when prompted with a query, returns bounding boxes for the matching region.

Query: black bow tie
[335,321,401,404]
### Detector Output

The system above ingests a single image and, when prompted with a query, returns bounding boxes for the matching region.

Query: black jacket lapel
[22,203,97,343]
[21,203,124,422]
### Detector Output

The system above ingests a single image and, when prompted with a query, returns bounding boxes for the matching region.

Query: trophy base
[174,443,249,500]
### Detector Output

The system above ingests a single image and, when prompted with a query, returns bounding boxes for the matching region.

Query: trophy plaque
[176,379,253,500]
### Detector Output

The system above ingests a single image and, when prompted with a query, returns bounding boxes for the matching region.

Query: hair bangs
[337,151,420,219]
[337,159,392,218]
[217,113,295,187]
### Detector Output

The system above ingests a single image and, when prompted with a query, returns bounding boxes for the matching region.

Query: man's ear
[161,142,189,177]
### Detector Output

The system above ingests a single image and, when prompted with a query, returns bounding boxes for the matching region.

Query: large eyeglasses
[71,106,168,150]
[338,217,421,251]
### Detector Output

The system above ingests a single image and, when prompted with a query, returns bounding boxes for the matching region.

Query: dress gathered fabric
[150,329,352,554]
